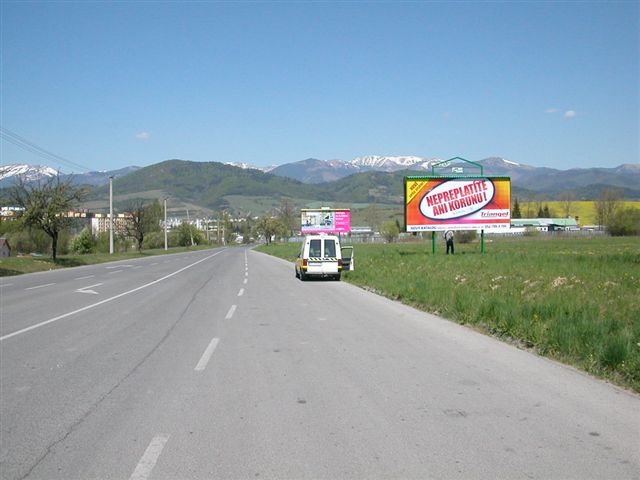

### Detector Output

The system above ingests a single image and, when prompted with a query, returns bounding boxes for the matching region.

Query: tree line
[1,174,308,260]
[2,175,639,261]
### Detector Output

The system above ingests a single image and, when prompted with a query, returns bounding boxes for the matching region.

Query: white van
[295,234,349,281]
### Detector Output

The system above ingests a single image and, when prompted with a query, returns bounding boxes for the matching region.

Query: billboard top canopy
[429,156,485,177]
[405,175,512,180]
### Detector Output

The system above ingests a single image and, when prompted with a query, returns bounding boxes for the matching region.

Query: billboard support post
[432,231,436,255]
[481,229,485,255]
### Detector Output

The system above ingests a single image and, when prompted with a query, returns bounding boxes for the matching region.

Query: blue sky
[1,1,638,172]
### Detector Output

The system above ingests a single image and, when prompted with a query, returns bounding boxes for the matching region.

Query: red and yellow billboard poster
[405,176,511,231]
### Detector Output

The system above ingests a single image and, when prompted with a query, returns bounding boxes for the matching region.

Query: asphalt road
[1,247,638,479]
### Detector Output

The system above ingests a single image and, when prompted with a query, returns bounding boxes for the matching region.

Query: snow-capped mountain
[351,155,432,170]
[0,164,58,183]
[269,155,446,183]
[0,164,140,187]
[224,162,276,173]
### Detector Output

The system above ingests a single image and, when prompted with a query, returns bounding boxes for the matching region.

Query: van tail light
[302,259,308,268]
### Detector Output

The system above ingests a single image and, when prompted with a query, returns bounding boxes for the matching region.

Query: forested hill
[86,159,334,209]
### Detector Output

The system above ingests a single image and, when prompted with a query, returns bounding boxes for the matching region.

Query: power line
[0,126,94,173]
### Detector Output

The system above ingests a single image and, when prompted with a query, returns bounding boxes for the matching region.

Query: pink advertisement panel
[301,209,351,234]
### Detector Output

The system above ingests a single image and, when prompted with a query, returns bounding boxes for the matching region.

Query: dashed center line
[225,305,237,320]
[237,288,244,297]
[129,434,170,480]
[75,275,95,281]
[25,283,56,291]
[194,337,219,371]
[243,278,248,285]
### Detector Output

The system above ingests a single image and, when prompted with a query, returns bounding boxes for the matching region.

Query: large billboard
[405,176,511,231]
[301,208,351,234]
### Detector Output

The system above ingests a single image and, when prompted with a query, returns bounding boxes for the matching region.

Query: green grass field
[257,236,640,392]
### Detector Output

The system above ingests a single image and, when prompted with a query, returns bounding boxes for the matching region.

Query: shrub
[71,228,96,254]
[380,221,400,243]
[608,207,640,236]
[455,230,477,244]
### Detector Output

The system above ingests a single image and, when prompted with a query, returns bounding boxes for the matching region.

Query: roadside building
[511,218,580,232]
[91,213,132,236]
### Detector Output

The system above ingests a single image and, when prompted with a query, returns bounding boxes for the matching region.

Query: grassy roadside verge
[257,237,640,393]
[0,245,217,276]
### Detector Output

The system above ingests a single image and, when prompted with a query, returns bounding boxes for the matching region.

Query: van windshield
[324,239,336,257]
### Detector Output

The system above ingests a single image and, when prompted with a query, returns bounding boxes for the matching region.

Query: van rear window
[324,240,336,258]
[309,239,322,257]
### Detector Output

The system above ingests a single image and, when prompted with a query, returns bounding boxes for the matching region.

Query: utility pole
[109,176,114,254]
[186,209,195,246]
[164,197,168,251]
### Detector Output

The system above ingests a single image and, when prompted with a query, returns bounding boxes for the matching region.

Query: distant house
[511,218,580,232]
[0,238,11,257]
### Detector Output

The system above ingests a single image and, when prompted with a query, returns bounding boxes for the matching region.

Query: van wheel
[334,274,341,281]
[300,271,306,281]
[295,269,299,279]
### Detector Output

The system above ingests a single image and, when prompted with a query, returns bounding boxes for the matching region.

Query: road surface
[1,247,638,479]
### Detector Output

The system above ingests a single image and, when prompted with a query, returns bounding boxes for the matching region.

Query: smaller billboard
[301,208,351,234]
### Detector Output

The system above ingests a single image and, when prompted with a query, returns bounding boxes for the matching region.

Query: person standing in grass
[444,230,454,255]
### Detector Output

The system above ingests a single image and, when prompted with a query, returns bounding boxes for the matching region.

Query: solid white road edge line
[129,434,170,480]
[225,305,237,320]
[194,337,219,371]
[0,250,225,342]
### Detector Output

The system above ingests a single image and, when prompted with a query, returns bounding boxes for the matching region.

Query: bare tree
[11,174,84,261]
[560,190,575,218]
[124,199,162,251]
[276,198,297,240]
[594,189,623,230]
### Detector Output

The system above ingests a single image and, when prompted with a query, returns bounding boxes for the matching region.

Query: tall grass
[258,237,640,392]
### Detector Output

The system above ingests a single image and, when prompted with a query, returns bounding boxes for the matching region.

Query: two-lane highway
[1,247,638,479]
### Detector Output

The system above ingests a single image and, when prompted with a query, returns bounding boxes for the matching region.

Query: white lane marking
[245,272,248,277]
[243,279,248,285]
[1,250,225,342]
[237,288,244,297]
[75,275,95,281]
[108,270,123,274]
[225,305,237,320]
[129,434,170,480]
[150,262,159,266]
[106,264,133,269]
[194,337,219,371]
[25,283,56,291]
[1,283,15,288]
[132,266,142,270]
[75,283,103,295]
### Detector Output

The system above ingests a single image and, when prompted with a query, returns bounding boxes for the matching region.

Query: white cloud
[136,132,151,140]
[564,110,577,118]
